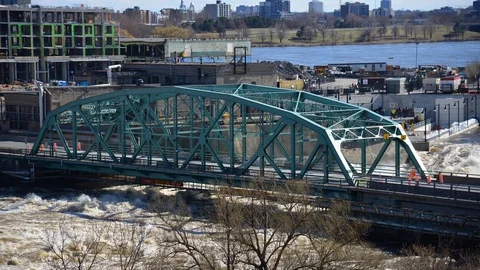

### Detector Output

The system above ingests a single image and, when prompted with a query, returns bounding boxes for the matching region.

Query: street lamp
[334,90,340,101]
[415,42,420,69]
[434,104,440,130]
[346,93,352,103]
[454,100,460,132]
[444,104,451,135]
[423,107,427,142]
[464,97,474,121]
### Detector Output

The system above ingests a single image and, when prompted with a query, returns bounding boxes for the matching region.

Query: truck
[423,78,440,93]
[440,75,462,93]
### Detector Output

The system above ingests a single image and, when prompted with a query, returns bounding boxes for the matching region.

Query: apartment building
[204,0,231,20]
[340,2,369,18]
[309,0,323,14]
[0,5,123,84]
[259,0,290,19]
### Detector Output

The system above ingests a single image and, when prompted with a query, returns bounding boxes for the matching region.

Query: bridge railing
[4,146,480,193]
[357,177,480,203]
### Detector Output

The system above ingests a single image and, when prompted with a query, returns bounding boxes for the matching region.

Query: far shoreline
[250,37,480,48]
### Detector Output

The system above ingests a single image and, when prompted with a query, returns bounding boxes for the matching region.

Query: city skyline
[32,0,474,13]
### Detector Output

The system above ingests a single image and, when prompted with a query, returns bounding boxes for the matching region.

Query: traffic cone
[409,169,415,181]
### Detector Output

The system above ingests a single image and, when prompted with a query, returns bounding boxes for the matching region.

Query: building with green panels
[0,5,124,84]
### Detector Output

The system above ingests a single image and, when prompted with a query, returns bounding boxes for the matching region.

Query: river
[251,40,480,68]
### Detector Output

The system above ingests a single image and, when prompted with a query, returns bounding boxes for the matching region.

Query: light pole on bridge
[423,107,427,142]
[415,42,420,69]
[454,100,460,132]
[444,104,451,135]
[434,104,440,130]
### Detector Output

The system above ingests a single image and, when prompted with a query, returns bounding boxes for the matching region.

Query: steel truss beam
[30,84,429,185]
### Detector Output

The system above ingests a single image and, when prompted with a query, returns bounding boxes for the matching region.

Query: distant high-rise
[380,0,391,10]
[474,0,480,11]
[259,0,290,19]
[204,0,231,19]
[309,0,324,14]
[340,2,369,18]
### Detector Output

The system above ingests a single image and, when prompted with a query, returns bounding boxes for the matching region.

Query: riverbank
[251,36,480,48]
[244,25,480,48]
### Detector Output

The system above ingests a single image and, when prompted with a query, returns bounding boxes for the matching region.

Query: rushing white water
[420,127,480,175]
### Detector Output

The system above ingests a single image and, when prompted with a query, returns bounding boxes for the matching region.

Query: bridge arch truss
[30,84,428,185]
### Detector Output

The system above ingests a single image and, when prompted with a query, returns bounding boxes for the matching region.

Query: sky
[33,0,474,13]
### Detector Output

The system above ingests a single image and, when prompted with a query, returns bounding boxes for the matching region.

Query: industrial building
[0,4,123,84]
[121,38,251,64]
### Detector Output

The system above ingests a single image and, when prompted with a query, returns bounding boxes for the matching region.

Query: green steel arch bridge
[26,84,429,186]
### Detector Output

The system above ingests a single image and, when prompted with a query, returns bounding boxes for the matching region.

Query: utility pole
[423,107,427,142]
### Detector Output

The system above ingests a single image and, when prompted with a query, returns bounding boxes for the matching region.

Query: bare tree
[303,26,317,42]
[318,24,328,43]
[114,13,152,38]
[152,181,385,270]
[268,27,275,43]
[304,200,384,269]
[368,19,378,41]
[391,25,399,39]
[259,30,267,43]
[276,22,288,44]
[155,197,219,269]
[330,28,340,45]
[229,180,315,269]
[426,22,436,39]
[412,26,419,40]
[236,21,250,39]
[109,222,153,270]
[403,22,413,39]
[397,237,457,270]
[376,17,388,39]
[43,217,107,270]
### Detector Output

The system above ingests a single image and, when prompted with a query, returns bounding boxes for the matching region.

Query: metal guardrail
[3,147,480,200]
[413,118,431,130]
[357,177,480,203]
[427,118,479,141]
